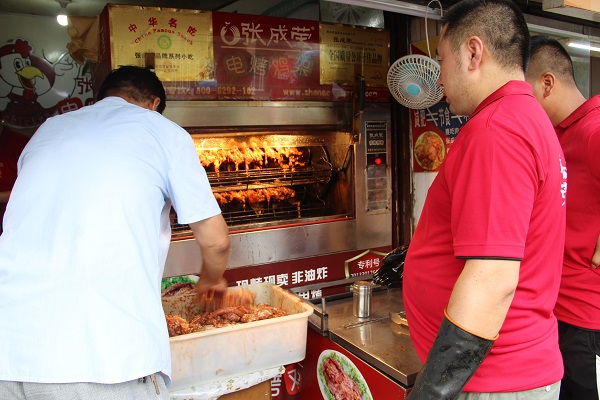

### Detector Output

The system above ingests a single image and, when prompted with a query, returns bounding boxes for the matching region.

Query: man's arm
[448,258,519,338]
[188,214,231,295]
[407,259,519,399]
[592,234,600,269]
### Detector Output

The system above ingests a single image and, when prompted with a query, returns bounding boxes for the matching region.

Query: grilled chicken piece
[246,189,268,215]
[165,297,287,337]
[240,305,288,323]
[322,357,363,400]
[161,282,196,297]
[165,314,191,337]
[268,187,295,202]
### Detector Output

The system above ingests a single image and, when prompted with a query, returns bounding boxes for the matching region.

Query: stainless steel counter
[308,287,422,388]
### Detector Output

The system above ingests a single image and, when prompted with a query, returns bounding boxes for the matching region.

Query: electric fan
[387,1,444,110]
[387,55,444,109]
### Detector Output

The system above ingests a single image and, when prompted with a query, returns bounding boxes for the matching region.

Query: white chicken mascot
[0,38,80,128]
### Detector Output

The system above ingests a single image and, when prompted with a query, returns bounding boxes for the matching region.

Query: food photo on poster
[317,350,373,400]
[414,130,445,171]
[411,100,467,172]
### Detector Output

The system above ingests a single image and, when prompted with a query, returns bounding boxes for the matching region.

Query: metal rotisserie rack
[166,104,356,238]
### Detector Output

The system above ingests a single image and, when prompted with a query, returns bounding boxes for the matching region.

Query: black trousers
[558,320,600,400]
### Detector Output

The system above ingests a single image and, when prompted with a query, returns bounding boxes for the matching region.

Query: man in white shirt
[0,66,230,399]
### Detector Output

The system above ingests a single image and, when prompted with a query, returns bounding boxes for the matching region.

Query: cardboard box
[219,380,271,400]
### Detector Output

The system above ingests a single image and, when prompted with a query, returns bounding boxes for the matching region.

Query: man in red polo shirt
[0,122,29,235]
[527,35,600,400]
[403,1,566,399]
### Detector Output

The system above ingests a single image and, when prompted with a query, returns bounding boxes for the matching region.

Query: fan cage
[387,54,444,110]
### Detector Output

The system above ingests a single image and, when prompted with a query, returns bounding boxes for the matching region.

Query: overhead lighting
[56,0,71,26]
[57,14,68,26]
[321,0,442,19]
[568,41,600,53]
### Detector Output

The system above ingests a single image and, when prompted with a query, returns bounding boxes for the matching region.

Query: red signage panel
[212,12,320,101]
[280,328,409,399]
[223,246,391,300]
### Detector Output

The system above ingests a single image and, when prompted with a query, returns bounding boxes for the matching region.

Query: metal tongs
[197,288,256,312]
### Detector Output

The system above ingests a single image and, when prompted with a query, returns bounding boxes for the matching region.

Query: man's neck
[552,86,587,126]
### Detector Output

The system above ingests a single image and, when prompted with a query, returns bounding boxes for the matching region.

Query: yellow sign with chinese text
[319,23,389,87]
[106,5,213,82]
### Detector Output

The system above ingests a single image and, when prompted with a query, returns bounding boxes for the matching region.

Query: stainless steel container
[353,280,373,318]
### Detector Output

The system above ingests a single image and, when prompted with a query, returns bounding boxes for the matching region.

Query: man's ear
[151,97,161,111]
[541,72,555,98]
[466,36,484,70]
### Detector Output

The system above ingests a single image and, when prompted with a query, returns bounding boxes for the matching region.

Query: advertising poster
[319,23,389,88]
[0,39,92,129]
[411,101,467,172]
[101,5,214,100]
[296,329,409,399]
[212,13,390,101]
[319,23,390,101]
[105,6,213,82]
[213,12,320,101]
[409,41,467,172]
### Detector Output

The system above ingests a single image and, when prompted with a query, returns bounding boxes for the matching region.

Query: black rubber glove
[373,245,408,288]
[406,311,497,400]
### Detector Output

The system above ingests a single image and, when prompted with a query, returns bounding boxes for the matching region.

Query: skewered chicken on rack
[246,189,268,215]
[213,187,297,215]
[213,191,249,210]
[196,138,306,173]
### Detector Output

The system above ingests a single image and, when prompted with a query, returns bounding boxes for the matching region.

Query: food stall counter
[297,286,422,398]
[325,288,422,387]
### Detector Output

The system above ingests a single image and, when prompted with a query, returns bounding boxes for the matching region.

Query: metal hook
[425,0,444,59]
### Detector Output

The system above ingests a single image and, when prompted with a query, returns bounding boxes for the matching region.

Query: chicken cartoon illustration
[0,38,81,128]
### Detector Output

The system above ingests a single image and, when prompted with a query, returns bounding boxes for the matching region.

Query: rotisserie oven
[162,100,391,277]
[170,126,353,236]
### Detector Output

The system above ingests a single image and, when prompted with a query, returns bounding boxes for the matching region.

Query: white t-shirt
[0,97,221,385]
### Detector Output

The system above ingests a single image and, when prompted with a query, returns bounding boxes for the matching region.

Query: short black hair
[441,0,530,72]
[529,35,576,86]
[97,66,166,114]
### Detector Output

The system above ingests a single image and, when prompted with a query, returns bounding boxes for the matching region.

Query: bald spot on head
[528,36,577,87]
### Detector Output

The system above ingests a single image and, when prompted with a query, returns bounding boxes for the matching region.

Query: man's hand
[189,214,231,296]
[195,276,228,297]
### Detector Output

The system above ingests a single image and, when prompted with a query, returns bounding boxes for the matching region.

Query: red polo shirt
[553,95,600,330]
[404,81,566,392]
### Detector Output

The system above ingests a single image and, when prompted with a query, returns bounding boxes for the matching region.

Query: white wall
[0,13,71,64]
